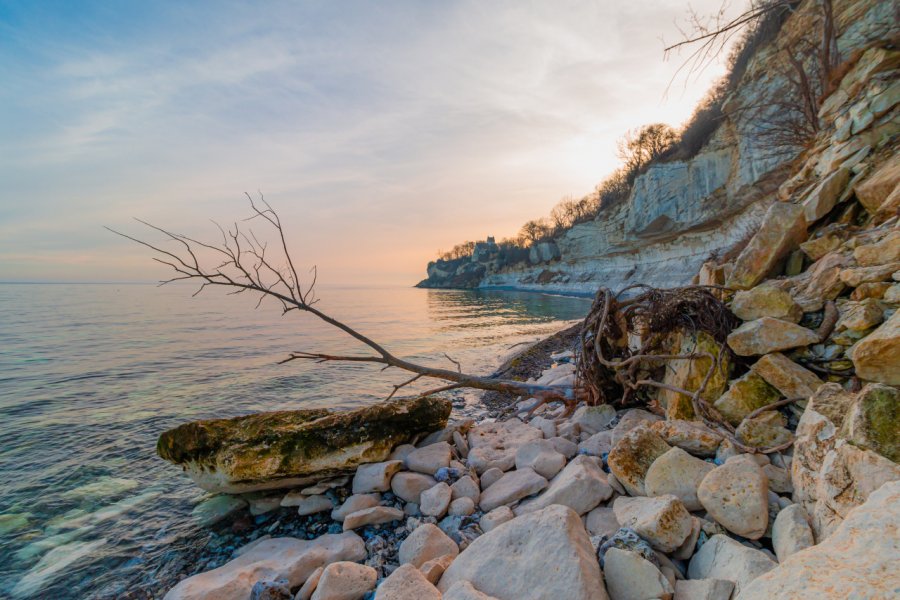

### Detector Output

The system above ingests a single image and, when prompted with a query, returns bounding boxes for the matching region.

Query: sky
[0,0,747,285]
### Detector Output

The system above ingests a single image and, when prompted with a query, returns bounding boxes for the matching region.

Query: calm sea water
[0,283,590,599]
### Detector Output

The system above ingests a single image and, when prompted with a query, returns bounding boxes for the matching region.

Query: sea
[0,282,591,599]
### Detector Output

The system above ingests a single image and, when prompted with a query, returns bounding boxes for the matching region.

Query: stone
[584,506,619,538]
[373,563,441,600]
[248,495,283,516]
[479,468,504,490]
[839,383,899,462]
[250,578,291,600]
[612,495,693,553]
[352,461,403,494]
[578,430,615,457]
[659,331,731,420]
[644,447,714,511]
[528,416,556,438]
[763,464,793,494]
[790,251,848,312]
[603,548,673,600]
[514,440,567,479]
[480,506,514,532]
[673,579,733,600]
[157,397,450,494]
[516,455,613,516]
[438,505,608,600]
[398,523,459,568]
[649,420,722,457]
[420,554,455,585]
[836,298,884,331]
[800,228,845,261]
[295,566,323,600]
[342,506,404,531]
[450,475,480,504]
[840,262,900,287]
[389,444,416,462]
[850,309,900,384]
[478,468,548,512]
[310,561,376,600]
[735,411,794,449]
[466,419,542,474]
[191,495,247,527]
[750,352,823,399]
[420,482,452,518]
[163,534,365,600]
[331,494,380,522]
[771,504,814,562]
[300,476,349,496]
[405,441,452,475]
[801,166,849,222]
[390,472,437,504]
[737,481,900,600]
[726,202,807,290]
[850,281,893,299]
[448,497,475,516]
[687,534,776,596]
[854,230,900,267]
[452,430,470,458]
[548,436,578,458]
[295,495,334,516]
[607,424,671,496]
[671,516,702,560]
[732,285,803,323]
[697,456,769,539]
[571,404,617,435]
[442,581,499,600]
[727,317,819,356]
[714,372,781,426]
[855,153,900,214]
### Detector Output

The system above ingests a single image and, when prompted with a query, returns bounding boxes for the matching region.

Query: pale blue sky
[0,0,743,284]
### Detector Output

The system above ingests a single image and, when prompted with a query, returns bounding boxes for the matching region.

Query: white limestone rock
[603,548,673,600]
[516,455,613,516]
[398,523,459,568]
[687,534,776,596]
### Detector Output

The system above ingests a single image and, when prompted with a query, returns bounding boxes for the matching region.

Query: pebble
[420,483,452,518]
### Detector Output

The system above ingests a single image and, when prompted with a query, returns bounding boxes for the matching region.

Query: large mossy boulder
[158,397,451,493]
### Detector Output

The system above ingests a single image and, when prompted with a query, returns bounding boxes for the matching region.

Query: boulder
[644,447,714,511]
[801,166,849,222]
[514,441,567,479]
[310,561,376,600]
[612,496,693,553]
[727,317,819,356]
[516,455,613,516]
[649,420,722,457]
[687,534,776,596]
[157,397,450,493]
[789,251,847,311]
[854,230,900,267]
[850,309,900,384]
[607,425,671,496]
[342,506,404,531]
[771,504,814,562]
[835,298,884,331]
[731,285,803,323]
[697,456,769,539]
[374,563,441,600]
[163,534,365,600]
[673,579,733,600]
[726,202,807,290]
[478,468,548,512]
[467,419,542,474]
[855,153,900,214]
[398,523,459,568]
[603,548,673,600]
[839,383,899,462]
[405,442,452,475]
[438,505,608,600]
[443,581,500,600]
[391,472,437,504]
[420,482,452,518]
[750,352,823,399]
[737,481,900,599]
[713,372,781,426]
[659,331,731,420]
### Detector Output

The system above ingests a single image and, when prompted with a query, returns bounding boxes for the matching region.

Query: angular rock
[737,481,900,599]
[584,506,619,538]
[514,440,566,479]
[850,281,893,300]
[548,436,578,458]
[420,482,452,518]
[295,566,323,600]
[855,153,900,214]
[438,505,608,600]
[442,581,499,600]
[607,424,671,497]
[840,262,900,287]
[405,442,452,475]
[687,534,776,596]
[714,372,781,426]
[450,475,480,504]
[480,506,514,533]
[612,495,693,553]
[398,523,459,568]
[731,286,803,323]
[836,298,884,331]
[163,534,365,600]
[649,420,722,457]
[310,561,376,600]
[466,419,542,474]
[578,430,615,457]
[771,504,814,562]
[854,229,900,267]
[157,397,450,493]
[374,563,441,600]
[420,554,455,585]
[478,468,548,512]
[673,579,734,600]
[763,464,793,494]
[352,461,403,494]
[644,447,714,511]
[342,506,404,531]
[295,495,334,517]
[659,330,731,420]
[571,404,617,435]
[390,472,437,504]
[789,251,848,312]
[801,166,849,222]
[528,416,556,438]
[516,455,613,516]
[726,202,807,290]
[727,317,819,356]
[697,456,769,539]
[331,494,380,522]
[603,548,673,600]
[735,411,794,449]
[750,352,823,399]
[839,383,899,462]
[850,309,900,385]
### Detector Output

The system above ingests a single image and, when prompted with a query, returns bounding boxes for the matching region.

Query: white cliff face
[481,0,894,295]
